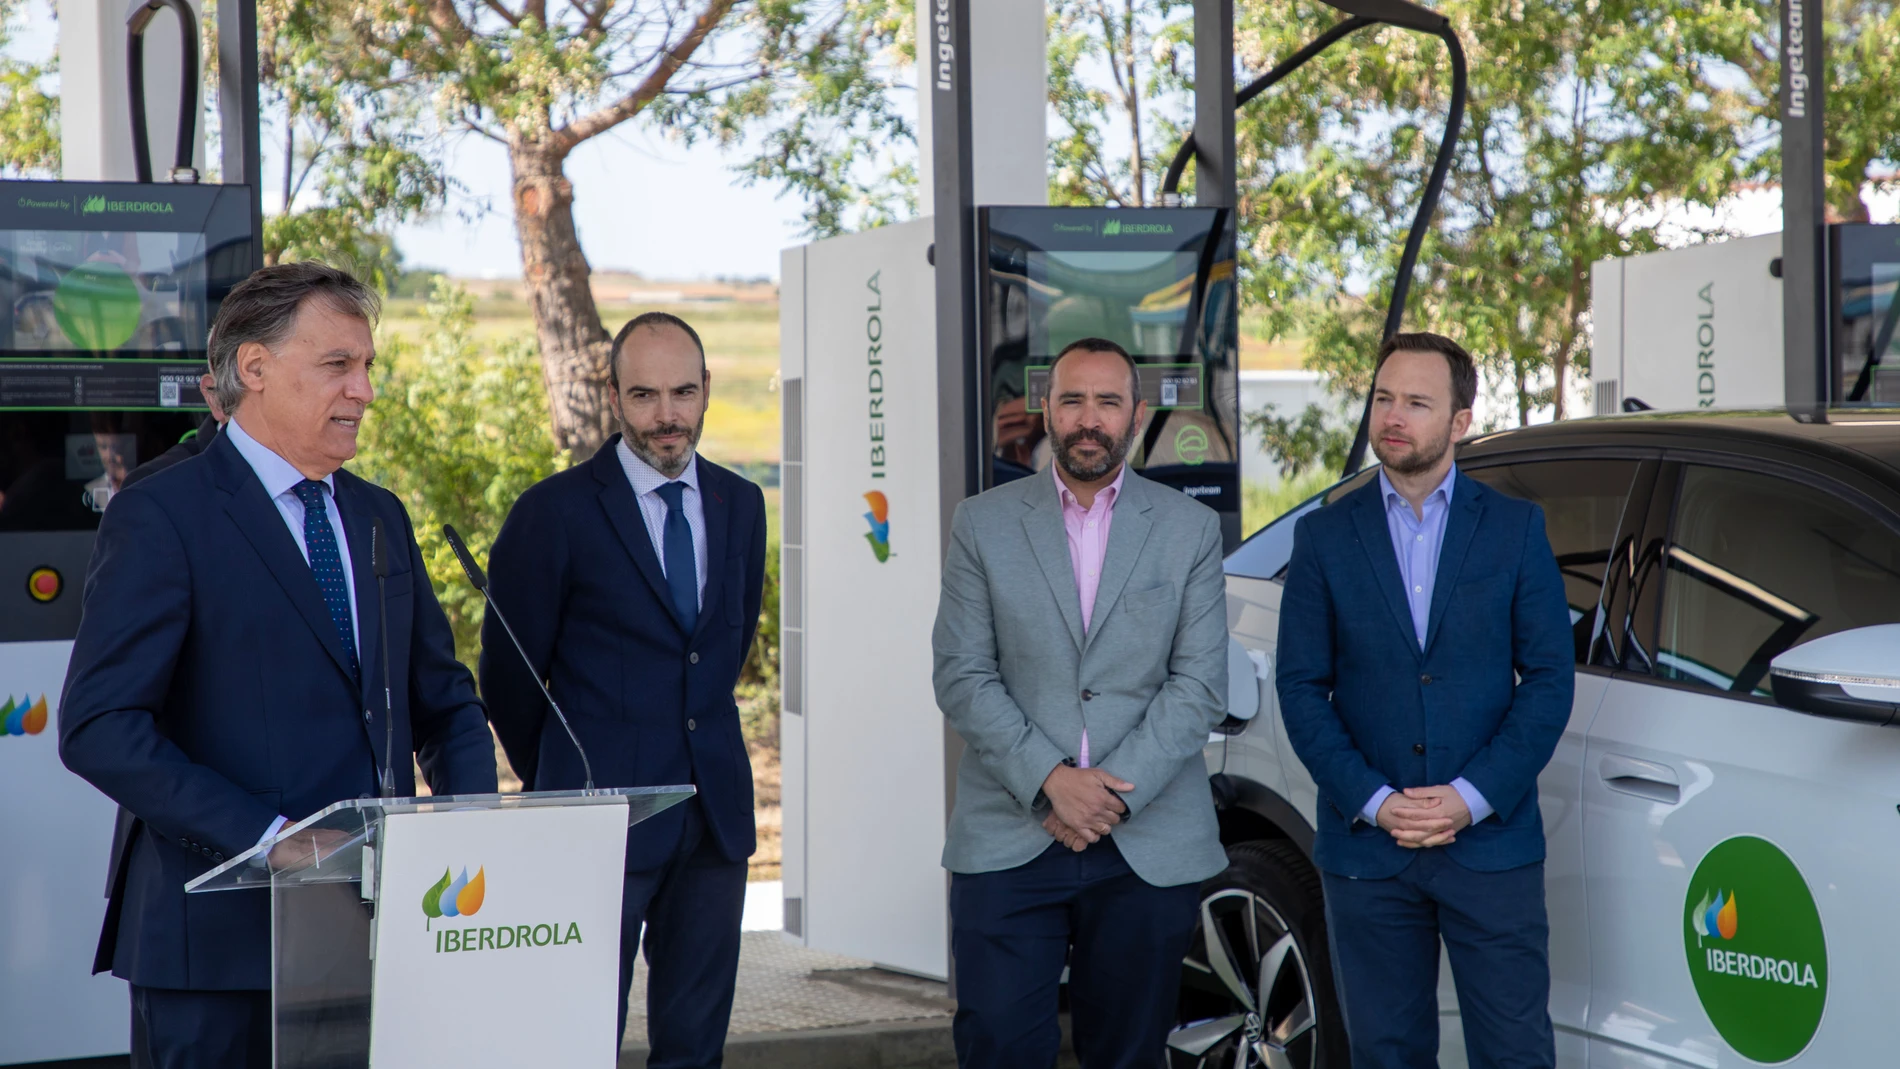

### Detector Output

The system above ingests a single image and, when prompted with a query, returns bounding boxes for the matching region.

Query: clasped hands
[1039,764,1133,853]
[1376,785,1472,849]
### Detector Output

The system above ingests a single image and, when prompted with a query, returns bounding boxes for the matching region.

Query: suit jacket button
[1413,743,1426,756]
[687,718,697,731]
[364,708,373,722]
[689,652,700,665]
[213,853,225,863]
[1420,674,1433,685]
[1081,690,1094,701]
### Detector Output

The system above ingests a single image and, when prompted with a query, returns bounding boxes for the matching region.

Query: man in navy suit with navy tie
[1277,332,1574,1069]
[482,312,767,1065]
[59,262,499,1069]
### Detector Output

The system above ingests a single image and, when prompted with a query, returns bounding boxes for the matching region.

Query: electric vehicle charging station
[777,0,1463,979]
[0,2,263,1062]
[1591,223,1900,413]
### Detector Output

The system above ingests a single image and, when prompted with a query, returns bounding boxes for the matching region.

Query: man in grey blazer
[933,337,1230,1069]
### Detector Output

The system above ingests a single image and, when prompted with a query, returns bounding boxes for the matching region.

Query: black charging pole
[927,0,976,998]
[1782,0,1828,422]
[1192,0,1238,211]
[218,0,265,273]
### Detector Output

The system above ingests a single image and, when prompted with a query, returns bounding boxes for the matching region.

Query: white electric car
[1170,411,1900,1068]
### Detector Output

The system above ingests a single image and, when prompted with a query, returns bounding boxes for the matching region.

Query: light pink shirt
[1054,463,1125,767]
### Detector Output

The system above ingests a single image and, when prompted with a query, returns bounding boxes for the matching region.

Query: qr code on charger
[1161,380,1179,407]
[159,381,180,406]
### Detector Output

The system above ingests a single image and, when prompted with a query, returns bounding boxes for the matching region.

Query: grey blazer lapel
[1082,474,1154,654]
[1021,475,1086,652]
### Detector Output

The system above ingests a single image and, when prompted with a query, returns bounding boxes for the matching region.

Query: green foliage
[736,517,781,746]
[352,280,571,663]
[1242,469,1339,541]
[1047,0,1191,207]
[1244,402,1352,479]
[1226,0,1761,425]
[0,3,55,177]
[253,0,452,270]
[672,0,922,237]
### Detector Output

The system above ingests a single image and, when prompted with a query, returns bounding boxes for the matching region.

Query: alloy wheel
[1167,887,1320,1069]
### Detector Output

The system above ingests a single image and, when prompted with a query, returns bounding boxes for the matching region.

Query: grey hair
[207,261,381,413]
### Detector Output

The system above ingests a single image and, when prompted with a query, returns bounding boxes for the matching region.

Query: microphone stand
[441,523,595,791]
[373,519,397,799]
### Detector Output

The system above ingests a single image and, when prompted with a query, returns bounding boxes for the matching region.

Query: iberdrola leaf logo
[421,865,485,930]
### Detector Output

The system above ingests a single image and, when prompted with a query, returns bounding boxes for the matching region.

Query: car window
[1223,470,1376,581]
[1656,465,1900,696]
[1465,459,1640,664]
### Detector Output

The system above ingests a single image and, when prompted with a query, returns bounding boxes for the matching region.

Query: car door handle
[1599,753,1681,805]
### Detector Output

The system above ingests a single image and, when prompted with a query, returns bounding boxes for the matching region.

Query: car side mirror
[1769,624,1900,727]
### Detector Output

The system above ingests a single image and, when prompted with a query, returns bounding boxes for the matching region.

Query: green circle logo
[1683,836,1828,1063]
[53,261,143,351]
[1173,424,1209,466]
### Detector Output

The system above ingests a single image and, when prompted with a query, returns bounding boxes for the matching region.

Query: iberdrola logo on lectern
[422,866,485,929]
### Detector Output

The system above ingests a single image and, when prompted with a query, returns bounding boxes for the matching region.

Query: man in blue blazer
[482,312,766,1065]
[1277,332,1573,1069]
[59,262,499,1069]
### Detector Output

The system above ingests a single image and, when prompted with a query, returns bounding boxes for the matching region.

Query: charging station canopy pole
[1782,0,1828,421]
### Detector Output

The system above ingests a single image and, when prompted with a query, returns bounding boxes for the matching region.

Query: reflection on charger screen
[2,229,209,354]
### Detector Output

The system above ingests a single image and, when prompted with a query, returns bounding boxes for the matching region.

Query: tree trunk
[510,138,617,461]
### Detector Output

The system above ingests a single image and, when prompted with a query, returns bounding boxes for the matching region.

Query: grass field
[382,285,785,465]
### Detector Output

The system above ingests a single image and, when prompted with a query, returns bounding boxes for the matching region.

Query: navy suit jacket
[58,430,498,990]
[480,437,765,872]
[1276,472,1574,880]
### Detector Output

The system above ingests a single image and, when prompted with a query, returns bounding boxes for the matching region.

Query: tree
[351,280,570,663]
[0,1,57,177]
[1221,0,1758,427]
[274,0,900,460]
[1047,0,1190,207]
[1695,0,1900,223]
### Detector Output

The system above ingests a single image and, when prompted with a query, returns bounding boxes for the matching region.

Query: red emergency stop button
[27,567,60,603]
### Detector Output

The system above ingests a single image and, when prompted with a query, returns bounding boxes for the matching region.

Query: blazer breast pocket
[1119,582,1178,617]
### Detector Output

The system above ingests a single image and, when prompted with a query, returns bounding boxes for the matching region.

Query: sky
[7,1,818,282]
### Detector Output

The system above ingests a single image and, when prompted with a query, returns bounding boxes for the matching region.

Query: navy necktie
[654,481,699,633]
[292,479,359,680]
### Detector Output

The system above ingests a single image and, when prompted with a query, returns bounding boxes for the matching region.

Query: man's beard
[1055,422,1136,483]
[1372,423,1453,476]
[627,412,705,478]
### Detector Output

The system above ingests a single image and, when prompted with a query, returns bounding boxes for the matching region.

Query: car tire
[1166,838,1350,1069]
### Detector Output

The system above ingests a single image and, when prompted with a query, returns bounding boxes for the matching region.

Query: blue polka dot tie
[293,479,359,681]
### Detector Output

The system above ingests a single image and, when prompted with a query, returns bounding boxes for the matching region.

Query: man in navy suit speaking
[1277,332,1573,1069]
[58,262,499,1069]
[482,312,767,1064]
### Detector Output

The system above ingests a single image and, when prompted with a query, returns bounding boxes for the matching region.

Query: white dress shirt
[616,438,708,607]
[226,416,362,849]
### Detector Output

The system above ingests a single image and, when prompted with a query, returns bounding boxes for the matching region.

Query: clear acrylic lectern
[187,786,694,1068]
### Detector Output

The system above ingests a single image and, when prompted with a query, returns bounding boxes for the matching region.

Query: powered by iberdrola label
[369,803,628,1067]
[1682,835,1828,1063]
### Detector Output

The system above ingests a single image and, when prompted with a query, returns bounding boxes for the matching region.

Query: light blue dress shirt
[1359,465,1494,827]
[225,416,362,848]
[615,440,708,606]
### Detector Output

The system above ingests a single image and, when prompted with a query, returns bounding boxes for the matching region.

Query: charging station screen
[1025,249,1203,357]
[1,229,208,354]
[978,206,1241,545]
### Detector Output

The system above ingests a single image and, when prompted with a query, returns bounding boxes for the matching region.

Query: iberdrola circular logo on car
[1683,836,1828,1063]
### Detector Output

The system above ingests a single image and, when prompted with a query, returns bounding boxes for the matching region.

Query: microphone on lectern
[373,518,397,799]
[441,523,595,791]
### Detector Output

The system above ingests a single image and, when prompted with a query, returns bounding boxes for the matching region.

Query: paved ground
[618,880,978,1068]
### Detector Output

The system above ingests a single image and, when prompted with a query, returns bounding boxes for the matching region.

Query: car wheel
[1167,839,1348,1069]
